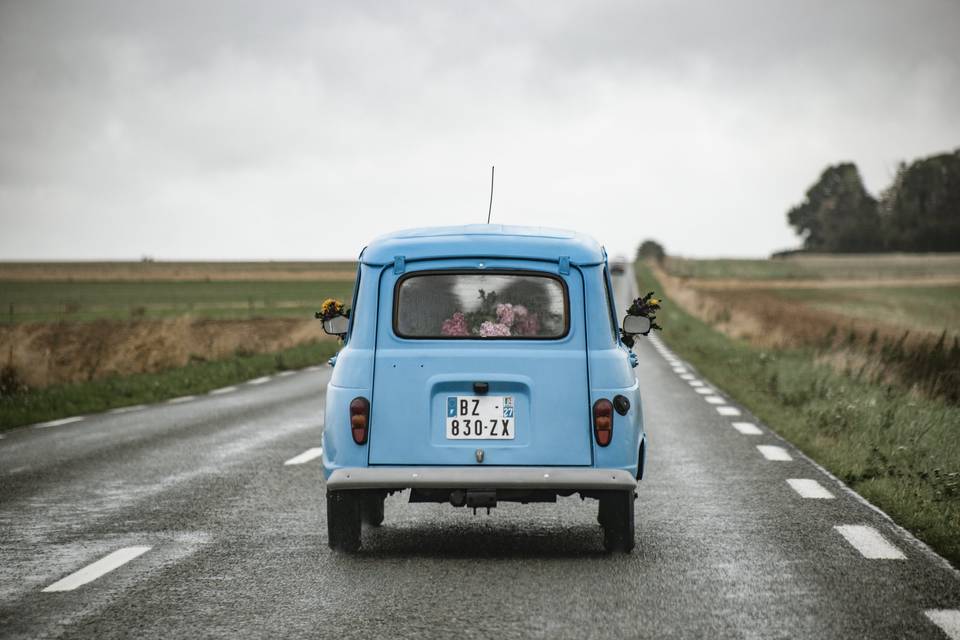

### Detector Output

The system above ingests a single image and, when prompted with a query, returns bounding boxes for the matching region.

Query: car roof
[361,225,606,266]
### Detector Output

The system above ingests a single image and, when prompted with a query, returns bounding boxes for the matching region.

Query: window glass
[395,272,568,339]
[603,267,619,343]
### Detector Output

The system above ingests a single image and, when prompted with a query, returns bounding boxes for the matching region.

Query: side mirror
[322,314,350,336]
[622,314,651,336]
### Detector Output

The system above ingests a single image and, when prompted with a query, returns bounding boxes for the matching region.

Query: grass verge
[637,261,960,567]
[0,340,339,432]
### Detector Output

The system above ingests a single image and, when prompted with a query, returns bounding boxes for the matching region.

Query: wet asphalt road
[1,274,959,639]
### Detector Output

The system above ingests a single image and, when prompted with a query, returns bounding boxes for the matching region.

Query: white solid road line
[248,376,271,385]
[42,546,152,592]
[167,396,195,404]
[757,445,793,461]
[787,478,835,499]
[34,416,84,429]
[210,386,237,395]
[277,371,296,377]
[108,404,146,415]
[834,525,906,560]
[717,406,741,416]
[731,422,763,435]
[926,610,960,640]
[704,396,726,405]
[284,447,324,466]
[695,388,714,395]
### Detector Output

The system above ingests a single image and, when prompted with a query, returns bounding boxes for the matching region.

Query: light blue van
[319,225,649,552]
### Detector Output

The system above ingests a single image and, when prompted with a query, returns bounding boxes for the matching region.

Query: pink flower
[496,303,515,327]
[441,311,469,336]
[478,321,511,337]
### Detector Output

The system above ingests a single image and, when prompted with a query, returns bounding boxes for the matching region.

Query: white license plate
[445,395,515,439]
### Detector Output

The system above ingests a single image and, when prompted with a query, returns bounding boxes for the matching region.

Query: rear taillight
[350,397,370,444]
[593,398,613,446]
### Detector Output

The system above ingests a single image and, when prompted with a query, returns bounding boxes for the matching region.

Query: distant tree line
[636,240,665,263]
[787,148,960,252]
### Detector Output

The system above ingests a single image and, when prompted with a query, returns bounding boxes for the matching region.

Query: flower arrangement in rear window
[441,290,545,337]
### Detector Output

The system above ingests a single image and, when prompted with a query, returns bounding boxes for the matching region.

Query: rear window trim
[392,268,571,340]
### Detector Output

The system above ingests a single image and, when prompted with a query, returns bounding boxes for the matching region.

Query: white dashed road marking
[717,406,741,416]
[680,374,695,381]
[277,371,296,377]
[757,445,792,461]
[109,405,146,415]
[787,478,835,499]
[695,388,714,395]
[42,546,152,592]
[834,525,906,560]
[34,416,83,429]
[210,386,237,395]
[689,380,704,387]
[248,376,271,385]
[167,396,195,404]
[284,447,324,466]
[731,422,763,435]
[926,610,960,640]
[704,396,725,404]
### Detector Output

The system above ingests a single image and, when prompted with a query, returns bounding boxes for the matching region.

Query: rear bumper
[325,467,637,491]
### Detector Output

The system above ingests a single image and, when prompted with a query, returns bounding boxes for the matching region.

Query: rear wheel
[599,490,635,553]
[326,490,361,552]
[361,493,386,527]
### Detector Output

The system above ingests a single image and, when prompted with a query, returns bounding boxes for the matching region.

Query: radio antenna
[486,165,495,224]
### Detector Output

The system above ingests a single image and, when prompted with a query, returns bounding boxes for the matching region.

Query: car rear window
[394,271,568,339]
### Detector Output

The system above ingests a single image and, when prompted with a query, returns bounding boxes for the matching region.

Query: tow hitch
[450,489,497,513]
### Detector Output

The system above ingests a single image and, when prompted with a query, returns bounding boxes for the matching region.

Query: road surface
[1,273,959,639]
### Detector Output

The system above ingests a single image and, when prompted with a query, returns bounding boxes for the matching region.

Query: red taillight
[593,398,613,447]
[349,397,370,445]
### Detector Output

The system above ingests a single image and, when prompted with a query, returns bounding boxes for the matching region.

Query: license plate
[445,395,515,439]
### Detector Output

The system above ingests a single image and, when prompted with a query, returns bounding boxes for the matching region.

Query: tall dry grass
[653,265,960,404]
[0,316,332,390]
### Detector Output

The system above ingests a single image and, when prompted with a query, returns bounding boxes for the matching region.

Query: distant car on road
[319,225,648,552]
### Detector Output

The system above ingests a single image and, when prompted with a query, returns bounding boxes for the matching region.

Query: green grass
[0,280,356,323]
[665,253,960,281]
[771,285,960,336]
[0,340,340,431]
[637,261,960,566]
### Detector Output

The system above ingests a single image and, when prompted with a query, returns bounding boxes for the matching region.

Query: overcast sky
[1,1,958,261]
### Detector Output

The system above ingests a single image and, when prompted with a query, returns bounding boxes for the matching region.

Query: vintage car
[319,225,649,552]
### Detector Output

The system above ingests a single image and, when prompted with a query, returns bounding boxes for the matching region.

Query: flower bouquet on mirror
[620,291,662,347]
[317,298,349,321]
[316,298,351,338]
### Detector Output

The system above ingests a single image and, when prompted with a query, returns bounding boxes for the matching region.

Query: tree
[787,163,883,252]
[636,240,665,263]
[879,149,960,251]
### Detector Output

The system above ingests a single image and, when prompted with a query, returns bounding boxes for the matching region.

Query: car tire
[361,493,385,527]
[327,490,361,552]
[599,490,635,553]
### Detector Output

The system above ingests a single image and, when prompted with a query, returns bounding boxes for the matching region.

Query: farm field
[772,284,960,336]
[664,252,960,282]
[659,253,960,342]
[0,262,358,324]
[0,262,357,416]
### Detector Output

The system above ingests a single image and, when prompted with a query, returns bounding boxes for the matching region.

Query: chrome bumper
[325,467,637,491]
